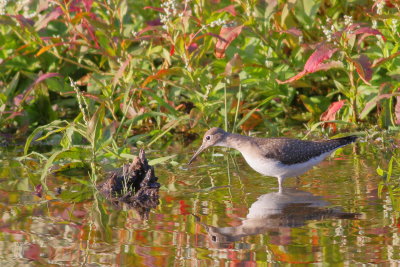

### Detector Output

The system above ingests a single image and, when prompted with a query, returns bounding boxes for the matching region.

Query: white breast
[241,150,333,180]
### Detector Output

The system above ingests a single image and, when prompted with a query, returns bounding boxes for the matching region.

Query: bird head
[188,127,227,164]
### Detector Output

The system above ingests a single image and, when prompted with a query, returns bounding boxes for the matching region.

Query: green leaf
[387,157,394,182]
[376,166,384,176]
[24,120,68,154]
[5,72,20,102]
[87,104,105,149]
[148,154,177,165]
[235,95,276,130]
[40,149,68,190]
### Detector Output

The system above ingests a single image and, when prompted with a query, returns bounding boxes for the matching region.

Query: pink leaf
[281,27,302,37]
[396,89,400,125]
[353,55,373,85]
[35,7,63,31]
[277,44,338,84]
[82,0,94,11]
[208,32,226,41]
[147,19,163,26]
[216,5,237,16]
[137,25,160,36]
[304,45,338,72]
[21,73,62,104]
[320,100,346,121]
[215,25,244,58]
[113,56,131,87]
[143,6,164,12]
[23,244,41,261]
[312,61,343,72]
[34,184,43,198]
[276,70,307,84]
[187,42,198,53]
[353,27,386,41]
[35,73,61,84]
[11,15,34,28]
[360,93,399,119]
[224,53,242,76]
[320,100,346,132]
[372,51,400,67]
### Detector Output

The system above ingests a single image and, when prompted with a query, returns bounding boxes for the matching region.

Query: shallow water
[0,141,399,266]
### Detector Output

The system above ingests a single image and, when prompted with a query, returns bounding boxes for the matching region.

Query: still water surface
[0,141,399,265]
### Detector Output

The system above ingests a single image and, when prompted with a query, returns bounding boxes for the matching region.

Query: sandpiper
[188,128,357,191]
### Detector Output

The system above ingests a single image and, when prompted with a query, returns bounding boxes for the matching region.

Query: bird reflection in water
[195,188,360,248]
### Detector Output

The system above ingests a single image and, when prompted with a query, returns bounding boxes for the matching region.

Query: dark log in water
[98,149,160,219]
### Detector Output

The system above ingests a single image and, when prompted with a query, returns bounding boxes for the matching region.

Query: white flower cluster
[391,19,398,33]
[200,18,227,31]
[322,24,335,42]
[344,15,353,26]
[160,0,178,30]
[376,0,385,15]
[209,18,226,28]
[0,0,9,15]
[372,20,378,29]
[140,40,149,46]
[70,78,89,124]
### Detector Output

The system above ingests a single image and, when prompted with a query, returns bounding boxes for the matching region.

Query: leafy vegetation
[1,0,400,189]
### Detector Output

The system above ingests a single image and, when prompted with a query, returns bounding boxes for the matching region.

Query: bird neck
[216,133,253,151]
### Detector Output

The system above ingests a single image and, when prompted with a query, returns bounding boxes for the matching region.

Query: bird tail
[332,135,358,145]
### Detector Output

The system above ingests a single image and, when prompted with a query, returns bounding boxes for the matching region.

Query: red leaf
[353,55,373,85]
[360,92,400,119]
[82,0,94,11]
[216,5,237,16]
[372,51,400,67]
[186,43,198,53]
[21,73,62,104]
[23,244,41,261]
[35,73,61,85]
[137,25,160,36]
[320,100,346,121]
[179,200,190,215]
[143,6,164,12]
[240,111,263,132]
[11,15,34,28]
[396,89,400,125]
[320,100,346,132]
[4,111,23,120]
[170,45,175,56]
[141,69,171,87]
[353,27,386,41]
[281,27,302,37]
[312,61,343,72]
[276,70,307,84]
[215,25,244,58]
[304,45,338,72]
[113,56,131,87]
[277,45,338,84]
[224,53,243,76]
[35,7,63,31]
[34,184,43,198]
[147,19,163,26]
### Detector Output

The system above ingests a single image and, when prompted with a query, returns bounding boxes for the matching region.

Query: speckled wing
[255,136,357,165]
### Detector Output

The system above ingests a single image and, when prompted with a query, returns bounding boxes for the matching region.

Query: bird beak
[188,144,206,165]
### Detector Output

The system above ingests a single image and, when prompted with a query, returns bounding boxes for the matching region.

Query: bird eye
[205,135,211,141]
